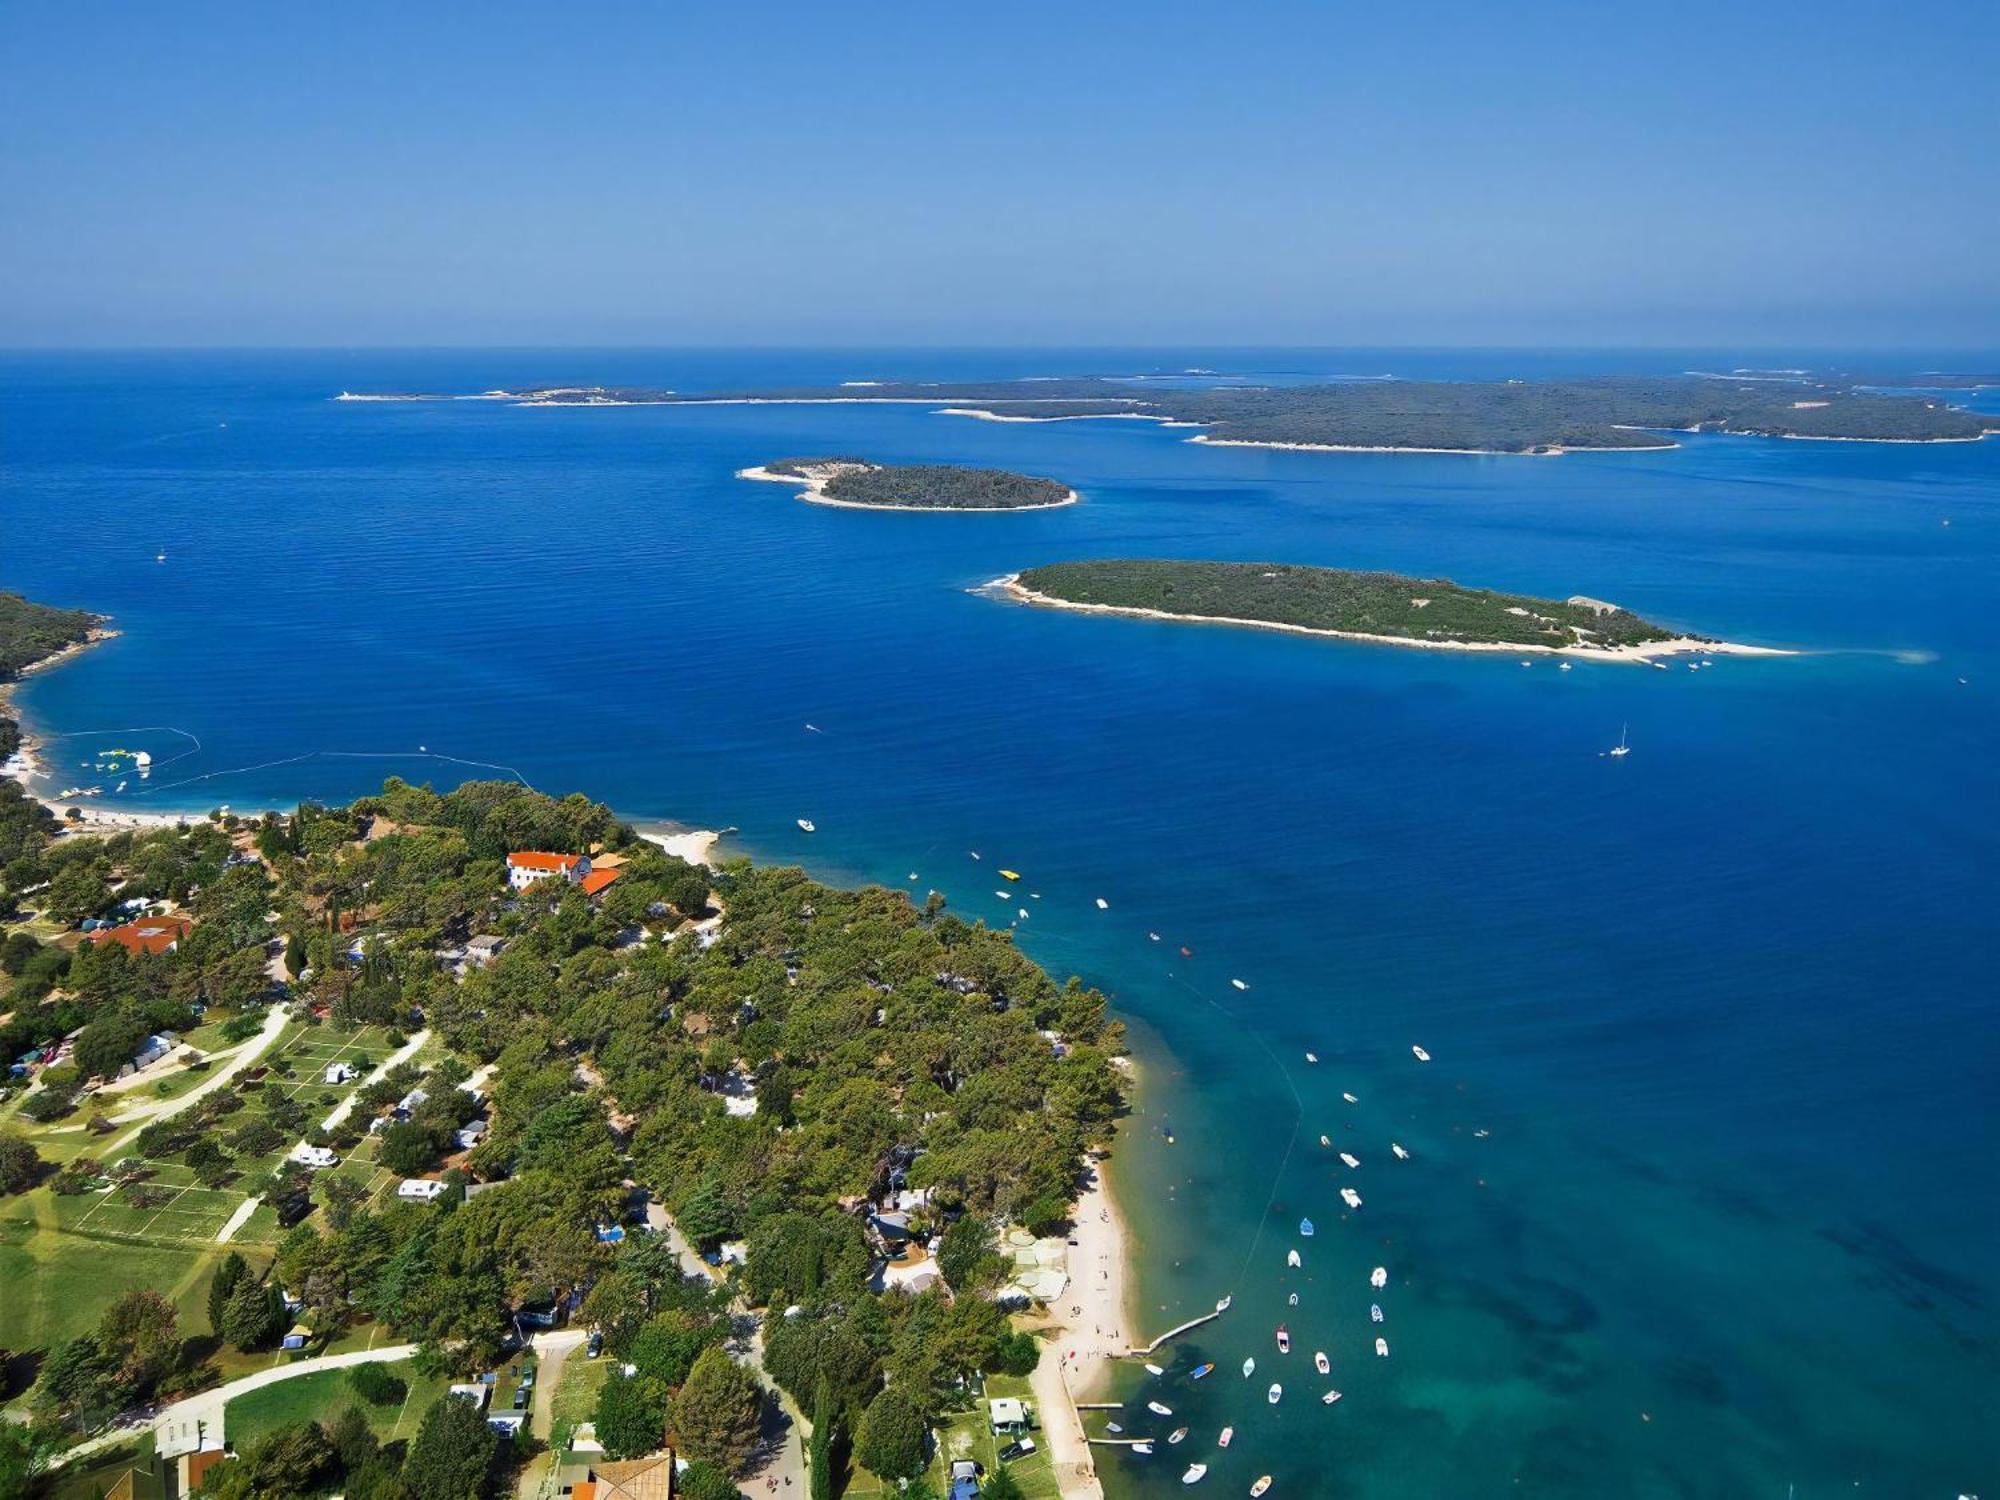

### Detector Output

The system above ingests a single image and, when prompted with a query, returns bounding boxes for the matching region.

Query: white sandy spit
[1187,435,1679,456]
[638,827,721,868]
[736,464,1078,512]
[988,575,1793,662]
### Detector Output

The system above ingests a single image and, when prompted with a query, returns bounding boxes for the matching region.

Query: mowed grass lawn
[0,1205,247,1370]
[225,1358,448,1449]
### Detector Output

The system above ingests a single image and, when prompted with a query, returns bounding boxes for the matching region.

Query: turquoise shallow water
[3,349,1996,1497]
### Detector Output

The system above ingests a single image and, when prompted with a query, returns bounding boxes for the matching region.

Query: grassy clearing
[548,1350,609,1448]
[224,1357,448,1449]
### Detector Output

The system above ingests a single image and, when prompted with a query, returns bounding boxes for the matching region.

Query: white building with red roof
[506,851,591,891]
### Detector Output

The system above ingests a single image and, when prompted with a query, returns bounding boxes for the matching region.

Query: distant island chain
[340,370,1999,454]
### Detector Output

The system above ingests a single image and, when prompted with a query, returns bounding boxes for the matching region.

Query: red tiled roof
[508,851,583,872]
[579,867,622,897]
[91,917,192,955]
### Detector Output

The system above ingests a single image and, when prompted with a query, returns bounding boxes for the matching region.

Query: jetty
[1075,1402,1123,1411]
[1087,1438,1154,1447]
[1127,1305,1227,1357]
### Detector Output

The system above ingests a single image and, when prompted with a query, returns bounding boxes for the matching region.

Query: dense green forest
[761,458,1072,509]
[2,778,1124,1496]
[0,592,98,686]
[425,374,1998,449]
[1014,560,1688,650]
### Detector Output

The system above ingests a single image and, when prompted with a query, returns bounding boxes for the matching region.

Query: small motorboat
[1319,1134,1330,1147]
[1370,1304,1384,1323]
[1168,1427,1189,1445]
[1250,1477,1272,1497]
[1241,1357,1255,1378]
[1342,1091,1358,1104]
[969,851,981,859]
[1286,1249,1301,1268]
[1305,1052,1318,1064]
[1391,1143,1410,1160]
[1000,869,1021,881]
[1341,1187,1363,1210]
[1321,1388,1342,1405]
[1473,1128,1490,1139]
[1148,1400,1174,1416]
[1107,1422,1124,1433]
[1267,1383,1283,1405]
[1180,945,1193,957]
[1287,1292,1298,1306]
[796,818,816,833]
[1150,931,1161,941]
[907,872,918,881]
[1314,1351,1330,1375]
[1096,897,1109,909]
[1216,1295,1232,1313]
[1339,1152,1360,1169]
[1146,1363,1166,1377]
[1191,1363,1214,1381]
[1370,1266,1388,1288]
[1375,1337,1390,1358]
[1559,661,1573,671]
[1299,1217,1314,1237]
[1275,1325,1291,1354]
[1218,1427,1234,1448]
[1231,978,1248,991]
[1412,1044,1431,1062]
[1182,1464,1208,1485]
[996,890,1013,900]
[1133,1442,1154,1455]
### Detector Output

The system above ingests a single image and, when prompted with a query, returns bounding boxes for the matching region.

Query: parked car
[998,1438,1037,1463]
[511,1386,529,1410]
[586,1331,604,1359]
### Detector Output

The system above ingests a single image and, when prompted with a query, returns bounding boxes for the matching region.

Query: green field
[224,1358,448,1449]
[844,1368,1060,1500]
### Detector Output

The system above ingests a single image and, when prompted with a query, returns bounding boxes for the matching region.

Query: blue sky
[2,2,1995,348]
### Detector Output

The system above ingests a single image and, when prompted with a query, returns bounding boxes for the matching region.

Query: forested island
[1002,560,1764,658]
[1,772,1125,1498]
[2,592,108,868]
[352,373,1999,452]
[739,458,1076,510]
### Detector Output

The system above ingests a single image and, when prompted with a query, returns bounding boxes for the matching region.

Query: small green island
[1002,559,1778,659]
[739,457,1076,510]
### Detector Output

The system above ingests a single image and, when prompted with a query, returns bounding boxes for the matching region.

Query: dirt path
[104,1005,291,1151]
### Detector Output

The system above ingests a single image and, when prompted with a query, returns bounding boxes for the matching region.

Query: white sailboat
[1608,723,1631,758]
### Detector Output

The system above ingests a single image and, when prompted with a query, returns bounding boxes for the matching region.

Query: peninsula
[738,457,1077,510]
[999,560,1785,660]
[348,372,2000,452]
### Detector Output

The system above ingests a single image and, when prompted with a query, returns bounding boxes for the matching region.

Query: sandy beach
[736,464,1079,512]
[989,573,1794,662]
[637,825,721,868]
[1027,1151,1134,1499]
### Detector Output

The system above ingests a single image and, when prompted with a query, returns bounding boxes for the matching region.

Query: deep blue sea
[4,349,1996,1498]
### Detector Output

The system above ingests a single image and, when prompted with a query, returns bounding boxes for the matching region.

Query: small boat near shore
[1412,1044,1431,1062]
[1241,1357,1255,1378]
[1133,1442,1153,1455]
[1370,1304,1384,1323]
[1319,1134,1330,1147]
[1375,1337,1390,1357]
[1370,1266,1388,1288]
[1167,1426,1188,1445]
[796,818,815,832]
[1391,1142,1410,1160]
[1250,1477,1272,1497]
[1096,897,1109,909]
[1145,1363,1165,1377]
[1275,1325,1290,1354]
[1305,1052,1318,1063]
[1314,1350,1329,1374]
[999,869,1021,881]
[1339,1152,1360,1169]
[1182,1464,1208,1485]
[1321,1388,1342,1405]
[1287,1292,1298,1306]
[1286,1249,1300,1268]
[1191,1363,1214,1381]
[1218,1427,1234,1448]
[1231,978,1248,990]
[1148,1400,1174,1416]
[1267,1383,1283,1404]
[1216,1295,1232,1313]
[1341,1187,1362,1210]
[1298,1217,1314,1236]
[1342,1091,1358,1103]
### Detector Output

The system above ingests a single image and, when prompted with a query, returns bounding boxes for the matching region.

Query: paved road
[320,1028,431,1132]
[103,1005,292,1151]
